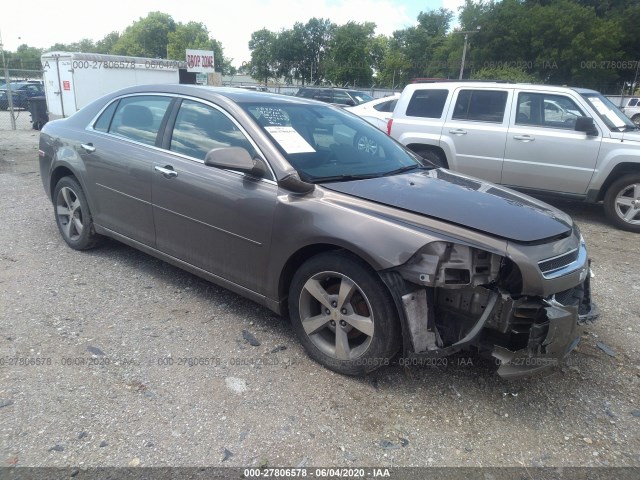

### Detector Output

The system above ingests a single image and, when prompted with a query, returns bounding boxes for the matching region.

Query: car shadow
[82,236,293,336]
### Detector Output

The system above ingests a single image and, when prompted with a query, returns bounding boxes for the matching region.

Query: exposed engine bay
[383,241,598,378]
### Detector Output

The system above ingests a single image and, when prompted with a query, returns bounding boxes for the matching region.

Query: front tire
[603,174,640,232]
[632,114,640,127]
[289,252,401,375]
[53,177,100,249]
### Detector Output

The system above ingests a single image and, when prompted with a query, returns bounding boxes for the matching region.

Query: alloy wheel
[298,271,374,361]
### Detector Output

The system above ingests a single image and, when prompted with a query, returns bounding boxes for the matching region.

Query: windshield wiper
[384,165,426,176]
[309,173,382,184]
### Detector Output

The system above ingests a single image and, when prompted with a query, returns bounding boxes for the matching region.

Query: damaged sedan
[38,85,598,378]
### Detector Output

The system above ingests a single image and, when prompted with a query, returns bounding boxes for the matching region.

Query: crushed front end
[384,227,598,378]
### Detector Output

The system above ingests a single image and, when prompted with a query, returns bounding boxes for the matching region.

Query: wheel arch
[596,162,640,202]
[49,165,79,202]
[277,242,387,318]
[405,143,449,168]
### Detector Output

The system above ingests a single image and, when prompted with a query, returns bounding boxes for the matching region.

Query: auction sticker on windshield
[265,126,316,154]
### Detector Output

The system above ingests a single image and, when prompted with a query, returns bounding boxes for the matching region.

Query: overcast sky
[2,0,464,67]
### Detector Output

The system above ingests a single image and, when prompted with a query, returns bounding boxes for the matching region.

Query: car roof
[298,86,367,93]
[404,81,600,95]
[110,84,321,104]
[3,82,32,87]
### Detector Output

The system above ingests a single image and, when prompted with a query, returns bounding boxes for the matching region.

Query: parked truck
[41,52,181,119]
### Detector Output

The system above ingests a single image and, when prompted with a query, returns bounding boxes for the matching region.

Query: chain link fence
[0,69,45,131]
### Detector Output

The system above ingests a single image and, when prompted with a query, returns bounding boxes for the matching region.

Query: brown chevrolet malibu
[39,84,598,378]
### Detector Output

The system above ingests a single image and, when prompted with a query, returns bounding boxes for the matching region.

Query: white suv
[388,81,640,232]
[621,97,640,125]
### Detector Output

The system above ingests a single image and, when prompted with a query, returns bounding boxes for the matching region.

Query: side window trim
[92,98,120,133]
[164,96,276,182]
[406,89,449,119]
[86,92,276,182]
[108,95,174,147]
[450,89,509,124]
[514,91,586,130]
[159,97,182,149]
[88,93,172,146]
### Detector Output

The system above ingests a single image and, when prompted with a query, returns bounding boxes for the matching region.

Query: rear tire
[603,174,640,232]
[53,177,101,250]
[632,114,640,127]
[289,252,401,375]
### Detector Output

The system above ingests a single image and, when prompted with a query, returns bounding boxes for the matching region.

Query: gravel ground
[0,130,639,471]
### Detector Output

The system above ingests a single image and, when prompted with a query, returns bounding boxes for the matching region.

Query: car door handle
[513,135,535,142]
[80,143,95,153]
[449,129,467,135]
[154,165,178,179]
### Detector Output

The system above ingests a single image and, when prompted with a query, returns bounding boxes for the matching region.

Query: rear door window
[93,101,119,132]
[452,90,508,123]
[406,89,448,118]
[108,96,172,146]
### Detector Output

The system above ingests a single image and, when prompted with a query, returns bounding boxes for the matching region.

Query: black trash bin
[28,96,49,130]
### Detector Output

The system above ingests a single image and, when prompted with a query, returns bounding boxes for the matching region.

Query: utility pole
[458,26,481,80]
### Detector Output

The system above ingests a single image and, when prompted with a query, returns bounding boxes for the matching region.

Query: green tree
[113,11,177,58]
[375,41,412,88]
[325,22,376,86]
[167,22,211,59]
[388,8,453,80]
[95,32,121,54]
[248,28,278,84]
[47,39,97,54]
[13,44,43,69]
[457,0,623,88]
[472,66,539,82]
[273,23,307,84]
[303,18,335,84]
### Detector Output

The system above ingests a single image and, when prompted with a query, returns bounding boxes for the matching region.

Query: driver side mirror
[574,116,598,136]
[204,147,266,177]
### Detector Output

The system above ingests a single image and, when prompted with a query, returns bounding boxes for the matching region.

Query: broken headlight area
[383,242,598,378]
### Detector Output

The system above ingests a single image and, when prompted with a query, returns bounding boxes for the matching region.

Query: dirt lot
[0,129,639,473]
[0,110,36,131]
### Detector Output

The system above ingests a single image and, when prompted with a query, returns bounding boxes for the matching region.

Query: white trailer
[41,52,181,118]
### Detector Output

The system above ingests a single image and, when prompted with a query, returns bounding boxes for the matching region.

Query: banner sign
[186,49,215,73]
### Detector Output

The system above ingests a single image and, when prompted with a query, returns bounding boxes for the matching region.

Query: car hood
[322,169,573,243]
[621,130,640,142]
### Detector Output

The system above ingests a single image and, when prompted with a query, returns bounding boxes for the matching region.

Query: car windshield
[581,92,637,131]
[241,102,423,182]
[350,91,373,104]
[0,83,25,91]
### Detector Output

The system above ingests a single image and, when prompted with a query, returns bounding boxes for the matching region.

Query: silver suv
[621,97,640,125]
[389,81,640,232]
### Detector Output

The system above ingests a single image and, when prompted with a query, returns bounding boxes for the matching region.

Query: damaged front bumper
[492,266,598,378]
[382,267,599,379]
[491,302,580,378]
